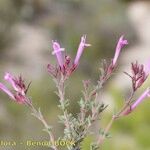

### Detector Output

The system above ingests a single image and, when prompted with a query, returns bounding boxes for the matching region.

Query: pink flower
[131,88,150,110]
[124,88,150,115]
[49,35,91,78]
[0,83,15,100]
[112,35,128,66]
[74,35,91,66]
[102,36,128,80]
[4,72,26,95]
[0,73,30,104]
[52,41,65,68]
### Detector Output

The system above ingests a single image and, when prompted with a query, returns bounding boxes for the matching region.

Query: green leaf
[78,98,85,108]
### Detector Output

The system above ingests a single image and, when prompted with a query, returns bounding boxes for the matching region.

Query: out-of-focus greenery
[105,87,150,150]
[0,0,149,150]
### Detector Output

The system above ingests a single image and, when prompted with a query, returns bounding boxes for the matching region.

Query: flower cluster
[0,35,150,150]
[48,35,91,78]
[124,61,148,92]
[0,73,31,105]
[131,62,148,91]
[122,61,150,116]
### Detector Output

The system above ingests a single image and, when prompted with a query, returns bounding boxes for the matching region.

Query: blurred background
[0,0,150,150]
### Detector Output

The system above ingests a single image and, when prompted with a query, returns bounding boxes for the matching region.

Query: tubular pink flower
[4,72,26,96]
[131,88,150,110]
[124,88,150,115]
[0,73,30,104]
[0,83,15,100]
[112,35,128,66]
[52,41,65,68]
[74,35,91,66]
[4,72,19,92]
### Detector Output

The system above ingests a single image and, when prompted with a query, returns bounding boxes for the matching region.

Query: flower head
[4,72,26,95]
[49,35,91,78]
[124,62,148,92]
[112,35,128,66]
[0,73,31,104]
[74,35,91,66]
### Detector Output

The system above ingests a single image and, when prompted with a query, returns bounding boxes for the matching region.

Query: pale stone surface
[1,23,50,79]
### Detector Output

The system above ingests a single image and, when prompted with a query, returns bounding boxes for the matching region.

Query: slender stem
[77,76,110,143]
[56,74,71,137]
[96,90,135,146]
[28,102,58,150]
[115,90,134,118]
[97,116,115,145]
[80,87,90,124]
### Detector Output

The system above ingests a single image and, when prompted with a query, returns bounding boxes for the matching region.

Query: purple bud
[130,62,148,91]
[47,64,57,77]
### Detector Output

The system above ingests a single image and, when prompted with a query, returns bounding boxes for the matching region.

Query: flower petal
[4,72,19,92]
[0,83,15,100]
[74,35,91,66]
[112,35,128,66]
[131,88,150,110]
[52,41,65,67]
